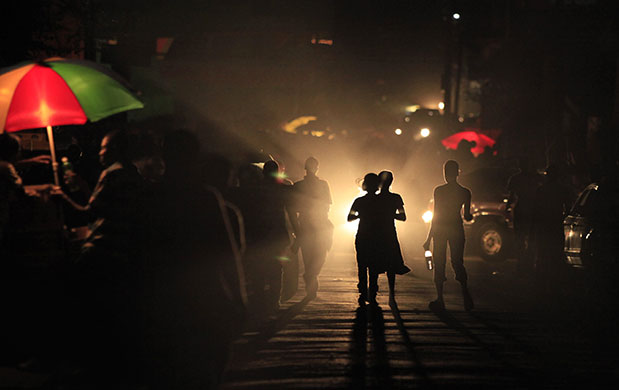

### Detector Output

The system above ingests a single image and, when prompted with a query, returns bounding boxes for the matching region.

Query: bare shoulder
[460,184,472,198]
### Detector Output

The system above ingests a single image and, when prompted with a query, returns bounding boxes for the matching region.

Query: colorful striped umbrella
[0,57,144,184]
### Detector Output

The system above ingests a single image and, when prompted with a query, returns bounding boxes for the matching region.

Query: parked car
[423,166,521,262]
[563,182,619,270]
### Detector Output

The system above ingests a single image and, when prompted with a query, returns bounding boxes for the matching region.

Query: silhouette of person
[348,173,380,304]
[507,158,540,275]
[55,129,145,258]
[0,134,24,250]
[53,129,146,382]
[533,164,575,297]
[253,160,295,313]
[423,160,474,311]
[376,170,410,303]
[293,157,333,299]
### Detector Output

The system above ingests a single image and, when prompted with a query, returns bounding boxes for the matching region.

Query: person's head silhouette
[444,160,460,183]
[0,133,20,162]
[163,129,200,178]
[362,173,379,194]
[378,170,393,192]
[99,129,129,167]
[305,157,319,175]
[263,160,279,181]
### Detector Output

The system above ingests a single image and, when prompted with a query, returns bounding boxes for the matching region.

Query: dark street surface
[222,251,619,389]
[1,250,618,389]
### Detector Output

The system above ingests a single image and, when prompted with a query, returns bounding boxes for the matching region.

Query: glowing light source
[420,128,430,138]
[422,210,433,223]
[438,101,445,110]
[405,105,420,113]
[282,116,317,134]
[395,128,402,136]
[452,13,461,20]
[38,101,53,126]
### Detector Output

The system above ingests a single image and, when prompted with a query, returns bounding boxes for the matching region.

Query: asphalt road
[222,250,619,389]
[1,249,616,389]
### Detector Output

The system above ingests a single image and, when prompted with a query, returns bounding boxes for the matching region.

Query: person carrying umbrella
[52,129,146,383]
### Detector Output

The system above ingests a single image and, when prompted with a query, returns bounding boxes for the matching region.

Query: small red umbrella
[441,130,496,157]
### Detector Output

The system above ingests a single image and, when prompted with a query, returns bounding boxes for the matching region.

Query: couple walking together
[348,171,410,305]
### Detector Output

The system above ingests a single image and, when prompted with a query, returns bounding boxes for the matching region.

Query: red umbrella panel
[441,130,496,157]
[5,65,87,131]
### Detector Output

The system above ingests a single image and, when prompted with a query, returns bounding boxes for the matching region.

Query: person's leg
[369,270,379,303]
[357,260,368,303]
[265,257,282,312]
[432,233,448,307]
[387,272,396,304]
[387,272,395,295]
[449,229,473,311]
[301,240,327,297]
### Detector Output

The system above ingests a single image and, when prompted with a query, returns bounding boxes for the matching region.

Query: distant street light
[395,128,403,136]
[438,102,445,110]
[420,128,430,138]
[452,13,461,20]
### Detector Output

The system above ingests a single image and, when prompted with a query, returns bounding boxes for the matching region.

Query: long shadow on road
[388,300,434,389]
[348,306,367,390]
[428,306,535,388]
[224,298,311,372]
[347,303,393,390]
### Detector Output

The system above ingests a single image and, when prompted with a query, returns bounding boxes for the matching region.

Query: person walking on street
[533,164,575,299]
[348,173,380,304]
[376,170,410,305]
[293,157,333,299]
[253,160,295,313]
[507,158,540,276]
[423,160,474,311]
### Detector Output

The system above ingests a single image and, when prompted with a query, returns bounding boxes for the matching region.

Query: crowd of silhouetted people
[2,125,617,388]
[0,128,333,389]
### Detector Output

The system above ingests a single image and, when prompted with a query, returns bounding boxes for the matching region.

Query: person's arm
[423,223,433,250]
[506,175,516,208]
[463,189,473,222]
[423,190,436,250]
[348,199,360,222]
[285,185,300,235]
[52,169,106,213]
[1,162,25,198]
[52,187,90,212]
[324,180,333,215]
[395,194,406,221]
[16,155,51,167]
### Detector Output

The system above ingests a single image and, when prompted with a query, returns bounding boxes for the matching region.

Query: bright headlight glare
[422,210,433,223]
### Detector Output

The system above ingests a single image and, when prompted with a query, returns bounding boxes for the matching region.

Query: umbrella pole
[46,125,60,186]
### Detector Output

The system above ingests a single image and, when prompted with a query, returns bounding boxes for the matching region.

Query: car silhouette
[563,182,619,270]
